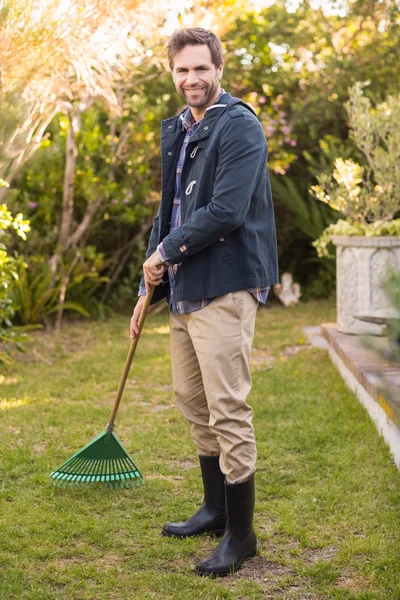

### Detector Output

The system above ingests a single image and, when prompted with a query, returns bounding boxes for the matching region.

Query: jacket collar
[161,92,257,140]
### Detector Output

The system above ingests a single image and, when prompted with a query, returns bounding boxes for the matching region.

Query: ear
[217,61,224,80]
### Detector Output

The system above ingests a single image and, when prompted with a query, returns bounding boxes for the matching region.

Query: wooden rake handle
[107,285,155,429]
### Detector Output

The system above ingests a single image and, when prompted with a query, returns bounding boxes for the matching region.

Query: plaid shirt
[141,102,270,314]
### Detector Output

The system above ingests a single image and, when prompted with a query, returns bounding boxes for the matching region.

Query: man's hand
[130,295,153,339]
[143,251,168,293]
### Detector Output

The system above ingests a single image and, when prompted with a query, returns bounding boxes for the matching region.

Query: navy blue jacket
[142,92,279,304]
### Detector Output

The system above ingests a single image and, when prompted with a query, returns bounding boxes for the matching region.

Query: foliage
[11,252,111,326]
[345,83,400,219]
[312,84,400,224]
[0,198,30,368]
[242,92,298,175]
[271,174,336,243]
[0,0,179,191]
[314,218,400,259]
[312,84,400,257]
[270,173,337,297]
[10,96,163,317]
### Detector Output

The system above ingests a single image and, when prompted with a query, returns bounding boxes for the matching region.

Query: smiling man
[130,28,278,577]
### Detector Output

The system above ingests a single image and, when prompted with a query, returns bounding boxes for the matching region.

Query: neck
[191,87,222,122]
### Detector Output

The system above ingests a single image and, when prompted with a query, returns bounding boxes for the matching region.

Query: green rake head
[50,430,144,489]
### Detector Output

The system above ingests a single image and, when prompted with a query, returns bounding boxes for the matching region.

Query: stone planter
[332,235,400,335]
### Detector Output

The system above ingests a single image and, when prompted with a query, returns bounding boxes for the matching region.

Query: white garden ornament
[273,272,301,307]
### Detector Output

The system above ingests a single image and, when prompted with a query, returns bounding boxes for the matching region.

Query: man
[130,28,278,577]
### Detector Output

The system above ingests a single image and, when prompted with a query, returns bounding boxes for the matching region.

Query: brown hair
[167,28,223,70]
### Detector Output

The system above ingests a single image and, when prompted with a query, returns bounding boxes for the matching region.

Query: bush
[0,198,30,369]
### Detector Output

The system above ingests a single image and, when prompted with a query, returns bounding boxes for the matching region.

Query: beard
[179,78,220,109]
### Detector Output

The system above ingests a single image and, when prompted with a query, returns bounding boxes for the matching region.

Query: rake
[50,287,154,488]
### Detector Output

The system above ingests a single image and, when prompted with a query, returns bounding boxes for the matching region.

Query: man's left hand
[143,251,168,293]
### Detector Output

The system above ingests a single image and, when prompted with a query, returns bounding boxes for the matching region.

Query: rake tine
[111,457,119,479]
[122,455,136,475]
[104,459,111,487]
[63,456,85,473]
[93,457,104,483]
[92,461,101,483]
[119,461,126,488]
[83,458,97,483]
[50,431,144,489]
[119,458,131,487]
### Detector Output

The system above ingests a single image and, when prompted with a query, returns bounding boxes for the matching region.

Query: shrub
[0,196,30,369]
[311,83,400,257]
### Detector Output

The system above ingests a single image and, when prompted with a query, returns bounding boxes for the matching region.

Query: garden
[1,0,400,598]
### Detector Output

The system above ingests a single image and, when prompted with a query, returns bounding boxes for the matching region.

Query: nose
[186,70,199,85]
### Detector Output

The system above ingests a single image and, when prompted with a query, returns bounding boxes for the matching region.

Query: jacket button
[168,152,172,155]
[179,245,187,253]
[168,125,172,129]
[204,126,209,130]
[219,237,225,242]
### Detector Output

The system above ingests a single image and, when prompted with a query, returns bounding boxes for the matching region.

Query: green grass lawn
[1,299,400,600]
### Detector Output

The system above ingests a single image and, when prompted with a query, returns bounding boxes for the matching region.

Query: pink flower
[111,199,118,205]
[259,96,266,104]
[123,199,129,204]
[28,201,37,208]
[290,140,297,147]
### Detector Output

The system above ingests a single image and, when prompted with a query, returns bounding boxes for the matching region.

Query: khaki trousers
[169,291,258,484]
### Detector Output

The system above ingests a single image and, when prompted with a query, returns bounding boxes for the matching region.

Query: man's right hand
[130,295,153,339]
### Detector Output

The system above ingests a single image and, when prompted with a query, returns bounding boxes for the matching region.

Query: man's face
[172,44,223,111]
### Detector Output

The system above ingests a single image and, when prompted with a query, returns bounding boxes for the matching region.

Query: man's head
[167,28,223,71]
[167,28,224,117]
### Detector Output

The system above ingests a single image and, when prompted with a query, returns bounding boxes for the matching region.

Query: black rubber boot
[195,474,257,576]
[162,456,226,538]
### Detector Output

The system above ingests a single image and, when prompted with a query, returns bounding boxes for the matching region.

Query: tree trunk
[54,251,81,332]
[49,107,79,277]
[58,109,79,248]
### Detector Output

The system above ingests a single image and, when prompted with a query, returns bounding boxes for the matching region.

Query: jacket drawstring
[185,180,197,195]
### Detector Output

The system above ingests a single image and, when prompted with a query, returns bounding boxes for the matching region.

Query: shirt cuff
[138,286,147,296]
[157,242,171,267]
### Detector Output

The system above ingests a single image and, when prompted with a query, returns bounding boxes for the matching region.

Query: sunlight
[0,396,29,410]
[144,325,170,335]
[0,375,19,385]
